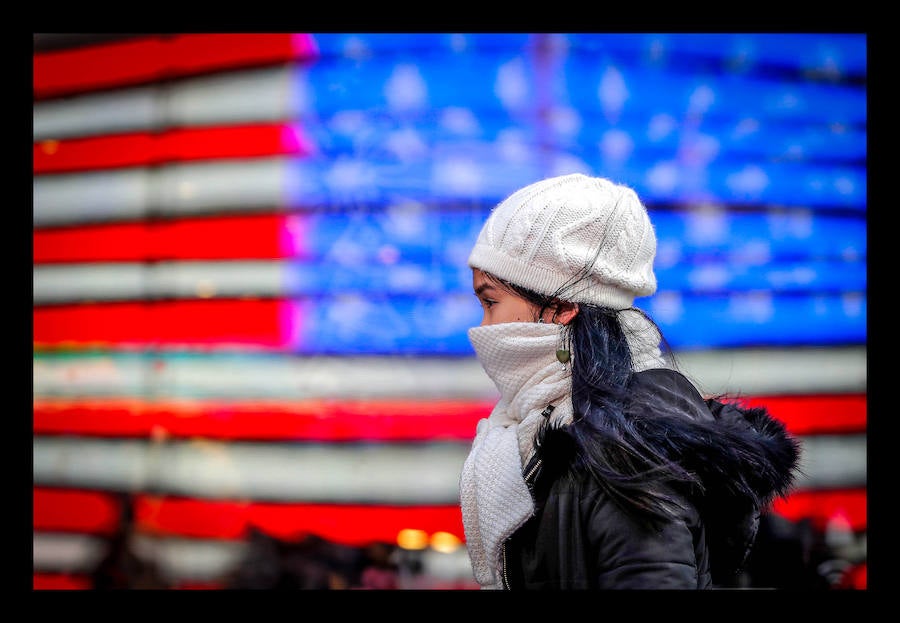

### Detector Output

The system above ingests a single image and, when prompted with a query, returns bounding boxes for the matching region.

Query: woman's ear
[554,301,579,325]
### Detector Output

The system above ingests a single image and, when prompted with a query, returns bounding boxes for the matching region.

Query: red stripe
[33,487,122,535]
[34,133,156,173]
[33,299,286,348]
[164,33,317,76]
[743,394,866,435]
[34,484,864,547]
[33,214,293,263]
[134,495,465,546]
[34,123,315,174]
[34,33,318,99]
[32,393,863,441]
[33,398,489,441]
[33,573,93,590]
[771,487,866,532]
[34,37,168,98]
[34,222,154,264]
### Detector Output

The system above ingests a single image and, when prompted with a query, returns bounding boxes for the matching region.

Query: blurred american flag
[32,33,866,590]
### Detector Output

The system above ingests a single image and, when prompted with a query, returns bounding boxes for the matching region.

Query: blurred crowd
[224,530,401,590]
[88,509,865,590]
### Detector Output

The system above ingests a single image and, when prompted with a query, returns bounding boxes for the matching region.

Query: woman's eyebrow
[474,283,497,296]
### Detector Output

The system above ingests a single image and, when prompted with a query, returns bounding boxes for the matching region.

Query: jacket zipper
[501,403,553,590]
[501,457,542,589]
[501,541,510,589]
[523,458,542,483]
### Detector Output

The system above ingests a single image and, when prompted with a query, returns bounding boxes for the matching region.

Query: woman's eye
[473,293,496,310]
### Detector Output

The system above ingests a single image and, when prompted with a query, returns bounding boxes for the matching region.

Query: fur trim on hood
[528,368,802,585]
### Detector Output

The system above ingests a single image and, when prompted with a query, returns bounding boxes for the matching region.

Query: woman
[458,173,801,589]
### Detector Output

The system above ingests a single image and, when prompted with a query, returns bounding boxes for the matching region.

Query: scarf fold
[458,309,666,588]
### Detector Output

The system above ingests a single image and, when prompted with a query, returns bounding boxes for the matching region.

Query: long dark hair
[566,304,705,524]
[482,271,702,525]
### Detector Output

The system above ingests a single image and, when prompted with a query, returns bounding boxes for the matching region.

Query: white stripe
[33,169,150,225]
[32,433,864,504]
[163,65,309,129]
[130,534,247,583]
[34,158,293,227]
[34,264,147,303]
[418,547,476,582]
[794,434,867,490]
[33,347,866,400]
[33,354,500,400]
[34,86,160,141]
[33,261,288,303]
[33,437,469,504]
[33,532,108,573]
[32,531,245,581]
[33,65,305,141]
[674,346,867,396]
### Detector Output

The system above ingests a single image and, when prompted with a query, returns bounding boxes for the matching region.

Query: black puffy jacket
[500,368,801,590]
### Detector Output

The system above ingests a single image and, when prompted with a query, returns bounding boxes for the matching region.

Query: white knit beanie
[468,173,657,309]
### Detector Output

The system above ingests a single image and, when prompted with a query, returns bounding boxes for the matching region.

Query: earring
[556,328,570,365]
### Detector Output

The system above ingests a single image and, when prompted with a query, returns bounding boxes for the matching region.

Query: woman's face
[472,268,543,326]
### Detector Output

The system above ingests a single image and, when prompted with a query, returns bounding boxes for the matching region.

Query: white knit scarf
[458,310,667,589]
